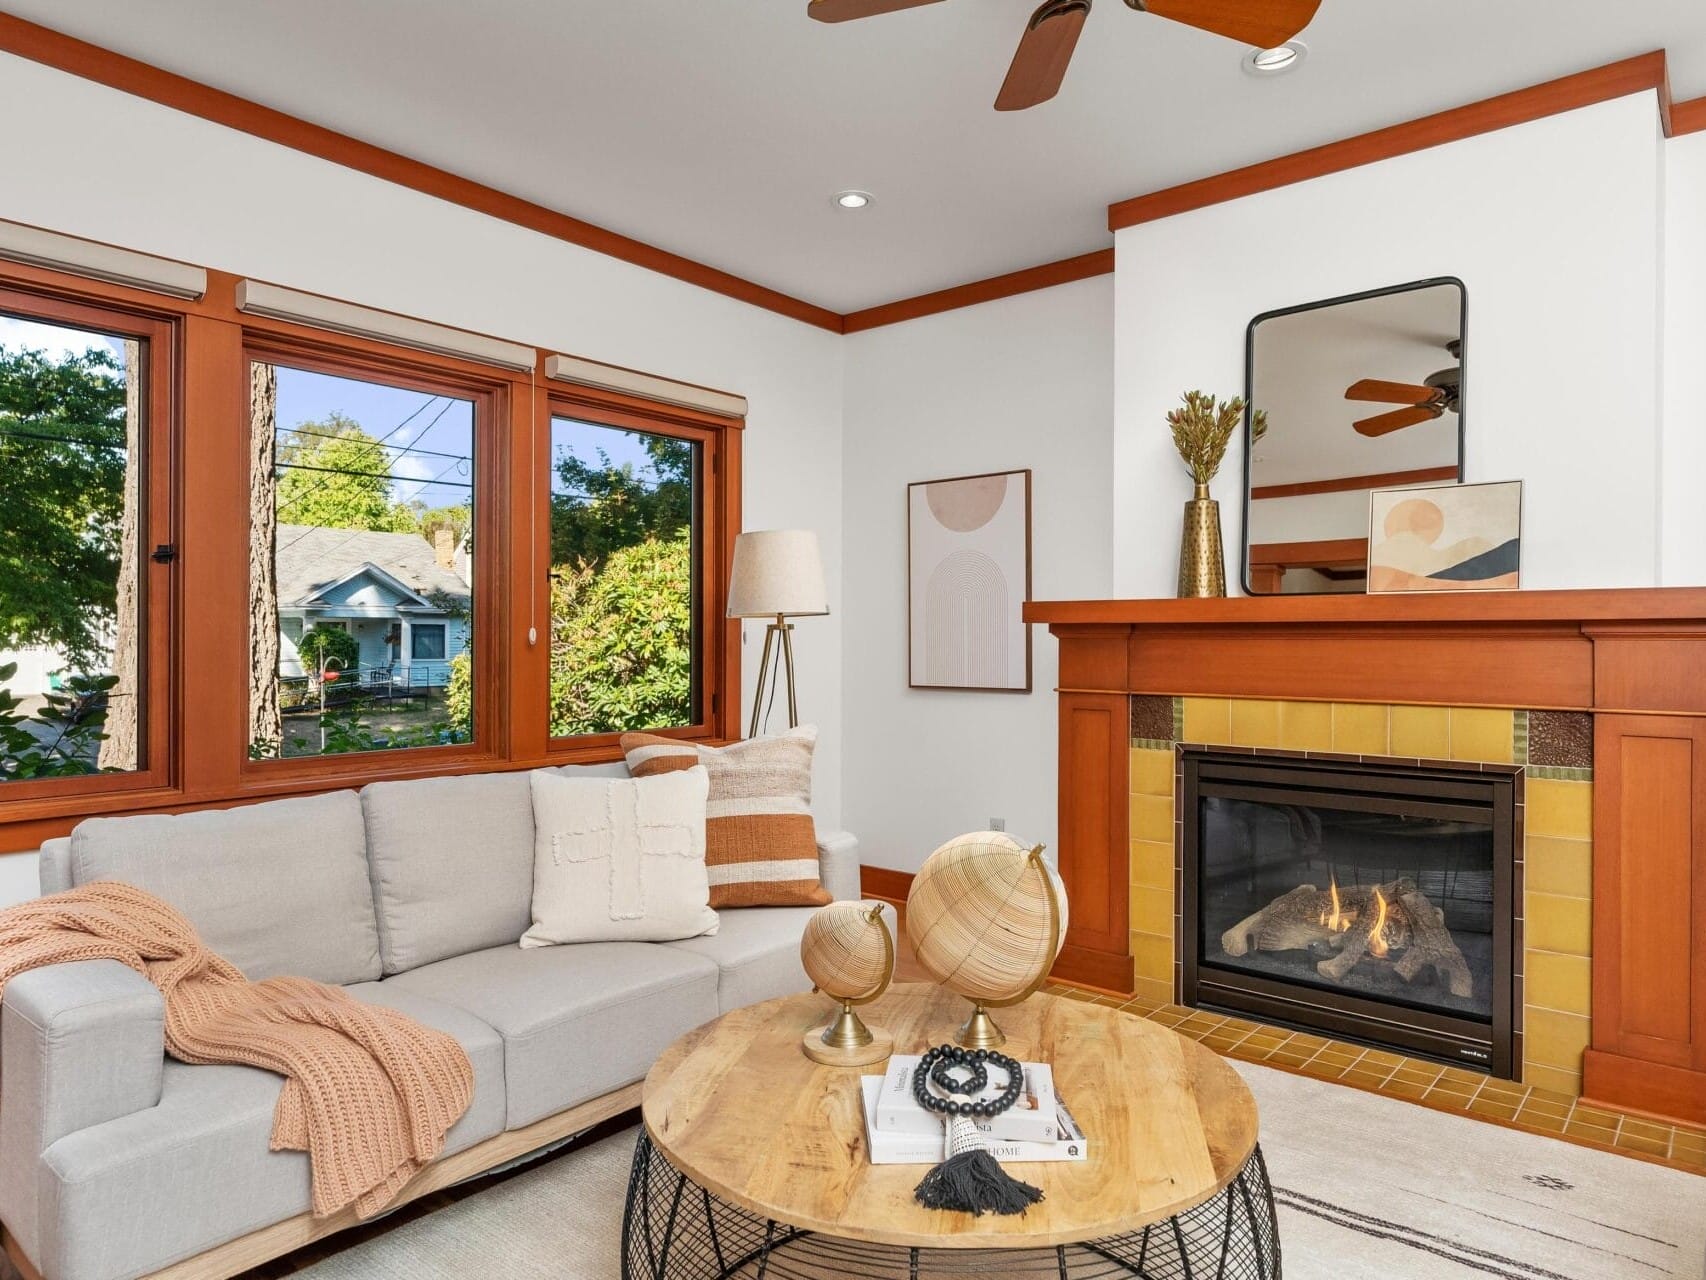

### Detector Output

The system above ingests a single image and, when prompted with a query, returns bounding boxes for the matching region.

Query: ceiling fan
[807,0,1323,111]
[1344,340,1462,438]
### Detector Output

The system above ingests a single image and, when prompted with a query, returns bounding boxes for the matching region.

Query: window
[410,623,446,661]
[248,357,478,761]
[0,291,170,789]
[548,414,704,738]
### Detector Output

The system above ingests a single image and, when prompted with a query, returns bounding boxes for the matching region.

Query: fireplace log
[1393,889,1475,998]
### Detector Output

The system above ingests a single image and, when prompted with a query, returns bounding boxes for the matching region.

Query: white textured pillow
[522,766,718,947]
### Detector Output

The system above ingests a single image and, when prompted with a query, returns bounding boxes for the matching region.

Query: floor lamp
[727,530,829,738]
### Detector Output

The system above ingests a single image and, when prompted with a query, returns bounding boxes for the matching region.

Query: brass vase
[1177,483,1227,598]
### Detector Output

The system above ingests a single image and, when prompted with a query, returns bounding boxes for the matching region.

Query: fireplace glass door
[1183,753,1515,1074]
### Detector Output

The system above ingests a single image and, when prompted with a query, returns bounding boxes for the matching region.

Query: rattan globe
[906,831,1069,1048]
[799,901,896,1066]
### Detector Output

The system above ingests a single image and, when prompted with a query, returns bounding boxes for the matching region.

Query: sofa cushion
[663,907,817,1014]
[35,982,503,1280]
[68,792,379,986]
[384,941,719,1129]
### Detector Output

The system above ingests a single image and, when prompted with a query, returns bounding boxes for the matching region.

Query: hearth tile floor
[1048,983,1706,1176]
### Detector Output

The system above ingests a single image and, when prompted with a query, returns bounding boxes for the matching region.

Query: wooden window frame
[239,331,510,788]
[542,386,742,762]
[0,277,177,805]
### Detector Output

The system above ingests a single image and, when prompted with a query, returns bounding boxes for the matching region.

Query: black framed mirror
[1242,278,1467,595]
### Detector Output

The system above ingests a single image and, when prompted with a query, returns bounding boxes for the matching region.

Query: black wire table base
[622,1132,1281,1279]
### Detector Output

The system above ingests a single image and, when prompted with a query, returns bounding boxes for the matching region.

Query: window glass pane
[249,362,475,759]
[0,312,146,780]
[549,417,698,736]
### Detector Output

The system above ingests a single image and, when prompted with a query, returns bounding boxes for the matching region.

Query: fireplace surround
[1181,750,1516,1075]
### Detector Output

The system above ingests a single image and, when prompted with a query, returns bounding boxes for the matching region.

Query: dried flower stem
[1166,390,1266,487]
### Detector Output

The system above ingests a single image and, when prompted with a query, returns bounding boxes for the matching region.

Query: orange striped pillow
[620,726,830,909]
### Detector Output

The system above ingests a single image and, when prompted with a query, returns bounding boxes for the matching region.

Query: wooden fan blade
[995,0,1091,111]
[1345,379,1440,406]
[808,0,945,23]
[1353,405,1441,437]
[1132,0,1320,49]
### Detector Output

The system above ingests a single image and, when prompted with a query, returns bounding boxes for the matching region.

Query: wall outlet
[989,817,1006,832]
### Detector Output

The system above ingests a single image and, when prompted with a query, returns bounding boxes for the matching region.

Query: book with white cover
[873,1054,1059,1143]
[859,1077,1089,1165]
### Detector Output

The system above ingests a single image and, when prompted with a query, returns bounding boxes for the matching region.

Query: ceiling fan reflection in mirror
[1344,339,1463,438]
[807,0,1324,111]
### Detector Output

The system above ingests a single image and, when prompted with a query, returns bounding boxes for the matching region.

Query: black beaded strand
[912,1045,1025,1118]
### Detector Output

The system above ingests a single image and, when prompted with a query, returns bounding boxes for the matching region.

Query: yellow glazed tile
[1129,885,1174,937]
[1230,700,1281,748]
[1525,837,1593,899]
[1450,707,1514,763]
[1131,794,1174,844]
[1524,950,1592,1016]
[1130,839,1175,890]
[1331,703,1389,755]
[1390,705,1450,759]
[1130,748,1175,798]
[1132,976,1174,1007]
[1130,931,1175,984]
[1526,892,1592,957]
[1278,701,1334,752]
[1526,779,1593,840]
[1524,1007,1591,1071]
[1182,698,1232,745]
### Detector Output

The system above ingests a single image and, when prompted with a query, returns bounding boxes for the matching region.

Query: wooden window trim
[238,334,510,787]
[0,280,177,805]
[542,388,742,757]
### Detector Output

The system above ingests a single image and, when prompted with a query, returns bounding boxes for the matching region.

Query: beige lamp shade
[726,530,830,618]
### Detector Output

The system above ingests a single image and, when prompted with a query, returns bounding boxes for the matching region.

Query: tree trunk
[98,340,142,772]
[248,362,282,752]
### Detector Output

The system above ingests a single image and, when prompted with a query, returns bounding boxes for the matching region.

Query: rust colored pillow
[620,725,830,909]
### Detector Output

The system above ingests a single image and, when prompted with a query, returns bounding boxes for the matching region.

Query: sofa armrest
[815,829,861,902]
[0,960,164,1266]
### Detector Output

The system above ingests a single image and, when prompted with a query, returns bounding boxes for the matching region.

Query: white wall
[841,278,1114,872]
[1115,92,1668,596]
[0,53,847,901]
[1663,131,1706,586]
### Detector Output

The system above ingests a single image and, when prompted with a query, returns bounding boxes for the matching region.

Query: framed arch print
[907,469,1032,692]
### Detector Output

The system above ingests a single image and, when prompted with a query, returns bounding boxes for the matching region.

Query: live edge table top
[640,983,1259,1251]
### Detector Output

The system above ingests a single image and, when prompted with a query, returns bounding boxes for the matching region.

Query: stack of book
[860,1054,1089,1165]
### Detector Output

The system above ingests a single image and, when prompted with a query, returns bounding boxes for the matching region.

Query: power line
[0,424,126,451]
[278,423,470,465]
[276,459,472,489]
[273,391,452,517]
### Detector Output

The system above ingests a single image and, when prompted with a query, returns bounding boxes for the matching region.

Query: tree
[0,346,128,670]
[248,362,282,752]
[550,434,691,571]
[98,339,143,772]
[297,624,359,675]
[548,535,692,737]
[275,413,417,533]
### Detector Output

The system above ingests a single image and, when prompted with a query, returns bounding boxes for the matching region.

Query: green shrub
[0,661,120,780]
[297,624,360,676]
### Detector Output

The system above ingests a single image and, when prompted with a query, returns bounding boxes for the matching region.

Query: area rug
[293,1061,1705,1279]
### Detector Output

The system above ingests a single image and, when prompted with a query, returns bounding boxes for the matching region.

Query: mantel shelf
[1024,586,1706,629]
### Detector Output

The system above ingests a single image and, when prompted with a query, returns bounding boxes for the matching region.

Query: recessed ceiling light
[832,190,874,210]
[1242,41,1307,76]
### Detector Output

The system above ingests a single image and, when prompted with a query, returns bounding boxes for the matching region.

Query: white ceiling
[9,0,1706,313]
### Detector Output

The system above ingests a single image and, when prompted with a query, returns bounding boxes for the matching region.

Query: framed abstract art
[1367,479,1522,593]
[907,469,1032,692]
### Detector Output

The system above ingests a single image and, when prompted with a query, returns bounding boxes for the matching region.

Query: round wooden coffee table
[625,983,1279,1277]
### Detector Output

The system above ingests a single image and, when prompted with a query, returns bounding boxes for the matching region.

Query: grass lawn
[280,689,462,758]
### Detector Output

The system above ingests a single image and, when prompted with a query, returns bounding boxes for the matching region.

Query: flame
[1368,887,1392,958]
[1319,874,1349,933]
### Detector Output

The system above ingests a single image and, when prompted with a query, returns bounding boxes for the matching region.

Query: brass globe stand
[952,846,1064,1050]
[801,904,897,1067]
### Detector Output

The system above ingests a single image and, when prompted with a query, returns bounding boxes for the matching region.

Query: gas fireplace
[1182,751,1516,1075]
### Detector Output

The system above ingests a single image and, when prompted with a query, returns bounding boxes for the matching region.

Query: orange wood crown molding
[1108,52,1674,230]
[1676,96,1706,136]
[0,13,844,333]
[842,249,1115,334]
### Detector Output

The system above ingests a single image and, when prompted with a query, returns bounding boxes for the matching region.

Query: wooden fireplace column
[1025,589,1706,1126]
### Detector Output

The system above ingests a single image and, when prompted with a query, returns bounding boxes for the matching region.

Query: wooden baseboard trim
[1109,52,1671,230]
[1053,942,1136,996]
[0,1082,643,1280]
[1581,1048,1706,1127]
[842,250,1114,334]
[860,865,915,904]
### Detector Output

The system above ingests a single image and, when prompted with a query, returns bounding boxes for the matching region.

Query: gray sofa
[0,762,858,1280]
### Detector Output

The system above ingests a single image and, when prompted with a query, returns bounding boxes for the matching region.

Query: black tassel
[914,1147,1044,1216]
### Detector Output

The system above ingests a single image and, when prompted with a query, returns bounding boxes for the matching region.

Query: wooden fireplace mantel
[1023,587,1706,1125]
